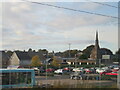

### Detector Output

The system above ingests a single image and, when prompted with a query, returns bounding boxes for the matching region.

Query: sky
[1,0,119,53]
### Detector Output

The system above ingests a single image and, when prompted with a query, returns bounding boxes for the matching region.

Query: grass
[35,79,118,89]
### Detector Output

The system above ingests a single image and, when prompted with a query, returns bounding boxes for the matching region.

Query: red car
[45,68,54,72]
[100,70,112,75]
[84,69,92,73]
[63,67,70,71]
[112,69,119,72]
[105,72,118,76]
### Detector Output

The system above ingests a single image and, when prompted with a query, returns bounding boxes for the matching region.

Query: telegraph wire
[22,0,119,19]
[86,0,118,8]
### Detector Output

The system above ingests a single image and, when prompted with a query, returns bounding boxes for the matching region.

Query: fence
[0,69,35,88]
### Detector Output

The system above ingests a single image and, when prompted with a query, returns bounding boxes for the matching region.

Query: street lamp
[75,54,77,68]
[68,43,71,72]
[45,52,48,86]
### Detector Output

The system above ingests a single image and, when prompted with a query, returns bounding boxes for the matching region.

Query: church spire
[90,31,100,63]
[96,31,98,41]
[95,30,99,49]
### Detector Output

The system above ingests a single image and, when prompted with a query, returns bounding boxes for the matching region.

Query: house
[66,59,96,65]
[0,51,11,68]
[8,51,46,67]
[9,51,31,66]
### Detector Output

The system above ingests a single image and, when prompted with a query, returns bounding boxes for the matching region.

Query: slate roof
[67,59,95,63]
[14,51,45,61]
[15,51,31,60]
[0,51,10,62]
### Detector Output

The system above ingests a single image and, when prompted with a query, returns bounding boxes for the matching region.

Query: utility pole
[68,43,71,72]
[45,52,48,87]
[69,43,71,58]
[75,54,77,68]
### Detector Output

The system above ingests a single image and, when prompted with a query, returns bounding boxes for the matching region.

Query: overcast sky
[1,1,118,53]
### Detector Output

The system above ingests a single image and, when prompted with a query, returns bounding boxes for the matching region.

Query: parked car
[32,67,39,75]
[112,68,119,72]
[70,71,85,80]
[84,68,92,74]
[54,69,64,74]
[39,69,45,73]
[105,72,118,76]
[45,68,54,72]
[96,68,105,74]
[102,67,109,70]
[72,68,83,72]
[100,69,112,75]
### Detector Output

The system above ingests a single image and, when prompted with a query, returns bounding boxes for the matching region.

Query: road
[35,74,69,80]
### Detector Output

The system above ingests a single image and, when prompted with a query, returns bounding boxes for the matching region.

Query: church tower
[90,31,101,64]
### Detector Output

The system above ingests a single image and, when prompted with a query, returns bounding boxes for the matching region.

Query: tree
[81,45,94,59]
[28,48,32,52]
[31,55,41,67]
[62,49,81,58]
[113,48,120,62]
[116,48,120,55]
[79,54,87,59]
[51,56,60,67]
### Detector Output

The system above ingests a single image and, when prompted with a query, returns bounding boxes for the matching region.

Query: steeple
[90,31,101,64]
[95,31,100,49]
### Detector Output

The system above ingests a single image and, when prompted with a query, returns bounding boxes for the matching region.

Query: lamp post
[68,43,71,72]
[99,59,101,88]
[45,52,48,86]
[75,54,77,68]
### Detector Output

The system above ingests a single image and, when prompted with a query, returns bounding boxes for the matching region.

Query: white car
[72,68,83,72]
[102,67,109,70]
[54,69,64,74]
[96,68,105,73]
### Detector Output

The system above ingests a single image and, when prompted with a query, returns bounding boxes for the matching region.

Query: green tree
[82,45,94,58]
[31,55,41,67]
[116,48,120,55]
[79,54,87,59]
[28,48,32,52]
[63,49,81,58]
[51,56,60,67]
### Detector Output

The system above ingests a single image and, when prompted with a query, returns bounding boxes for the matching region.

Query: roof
[15,51,31,60]
[0,51,10,62]
[14,51,45,61]
[0,69,34,73]
[67,59,96,63]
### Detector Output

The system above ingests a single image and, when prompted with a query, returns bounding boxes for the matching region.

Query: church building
[90,31,113,65]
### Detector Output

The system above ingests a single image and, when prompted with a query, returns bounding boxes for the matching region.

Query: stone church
[90,31,113,65]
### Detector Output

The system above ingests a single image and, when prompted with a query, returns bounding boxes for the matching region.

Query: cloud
[1,2,118,52]
[78,2,101,10]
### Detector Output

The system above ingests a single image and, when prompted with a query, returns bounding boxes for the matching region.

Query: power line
[86,0,118,8]
[23,0,119,19]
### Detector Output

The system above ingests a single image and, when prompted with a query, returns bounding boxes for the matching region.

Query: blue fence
[0,69,35,88]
